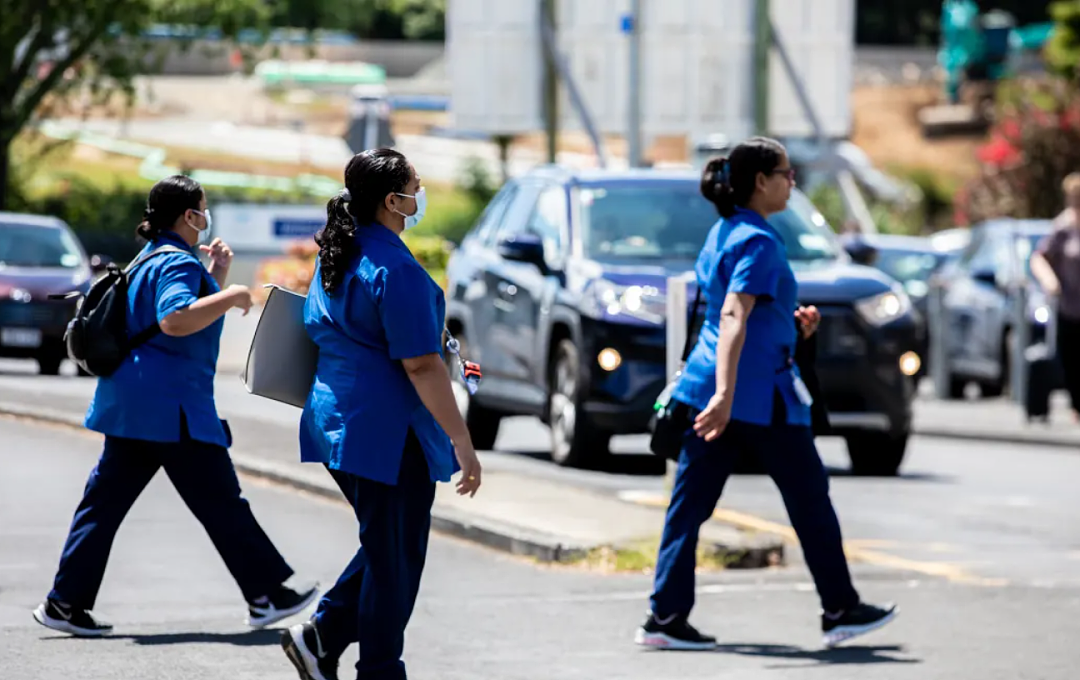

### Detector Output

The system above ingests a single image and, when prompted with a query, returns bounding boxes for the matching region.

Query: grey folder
[241,285,318,408]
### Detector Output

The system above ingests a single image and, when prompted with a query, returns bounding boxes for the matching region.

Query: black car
[444,167,922,476]
[0,212,109,375]
[842,233,958,378]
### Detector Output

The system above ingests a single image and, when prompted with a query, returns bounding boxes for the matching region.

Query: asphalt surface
[3,402,1080,678]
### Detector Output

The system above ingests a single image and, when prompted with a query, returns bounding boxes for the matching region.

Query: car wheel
[946,374,967,400]
[37,354,64,376]
[444,334,502,450]
[846,432,908,477]
[549,339,610,468]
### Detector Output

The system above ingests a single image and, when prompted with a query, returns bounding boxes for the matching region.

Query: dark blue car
[444,167,921,475]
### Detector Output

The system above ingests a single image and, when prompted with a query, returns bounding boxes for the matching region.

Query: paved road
[5,415,1080,679]
[1,357,1079,591]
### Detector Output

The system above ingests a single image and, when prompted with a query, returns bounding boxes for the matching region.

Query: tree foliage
[1046,0,1080,80]
[855,0,1051,45]
[955,78,1080,225]
[269,0,445,41]
[0,0,270,208]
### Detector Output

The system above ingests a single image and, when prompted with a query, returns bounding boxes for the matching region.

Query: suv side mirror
[89,254,114,273]
[497,233,546,270]
[842,237,879,267]
[972,268,997,286]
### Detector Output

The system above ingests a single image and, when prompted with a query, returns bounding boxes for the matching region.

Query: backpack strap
[680,285,704,364]
[128,245,213,350]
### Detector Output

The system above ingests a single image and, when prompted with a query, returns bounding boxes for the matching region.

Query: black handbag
[649,286,703,460]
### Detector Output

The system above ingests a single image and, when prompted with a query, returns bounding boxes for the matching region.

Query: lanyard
[444,326,482,395]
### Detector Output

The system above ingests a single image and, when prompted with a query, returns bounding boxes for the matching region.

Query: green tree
[0,0,269,210]
[1047,1,1080,80]
[269,0,445,41]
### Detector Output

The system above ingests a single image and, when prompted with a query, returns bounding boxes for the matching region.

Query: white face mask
[393,188,427,230]
[190,209,213,245]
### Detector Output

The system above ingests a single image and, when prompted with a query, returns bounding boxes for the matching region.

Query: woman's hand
[795,305,821,339]
[454,441,482,497]
[200,238,233,270]
[693,393,733,442]
[226,284,254,316]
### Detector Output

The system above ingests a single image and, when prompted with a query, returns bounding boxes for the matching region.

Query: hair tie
[339,188,352,202]
[719,158,731,185]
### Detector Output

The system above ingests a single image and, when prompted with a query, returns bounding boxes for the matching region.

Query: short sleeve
[155,256,204,323]
[727,236,781,300]
[1036,231,1063,268]
[377,262,442,360]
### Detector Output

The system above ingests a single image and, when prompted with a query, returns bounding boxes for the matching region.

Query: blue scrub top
[673,208,811,427]
[299,224,457,486]
[85,231,228,446]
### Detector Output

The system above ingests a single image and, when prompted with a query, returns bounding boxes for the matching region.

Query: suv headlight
[854,288,911,327]
[585,280,666,324]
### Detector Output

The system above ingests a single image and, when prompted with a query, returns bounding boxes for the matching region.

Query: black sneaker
[32,598,113,637]
[634,612,717,651]
[248,584,320,629]
[281,621,338,680]
[821,602,898,648]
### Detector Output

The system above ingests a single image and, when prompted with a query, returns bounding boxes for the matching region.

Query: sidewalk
[911,391,1080,449]
[0,371,781,570]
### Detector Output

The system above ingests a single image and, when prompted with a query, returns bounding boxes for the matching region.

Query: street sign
[447,0,854,141]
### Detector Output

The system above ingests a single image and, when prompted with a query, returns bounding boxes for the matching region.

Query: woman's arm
[159,286,252,337]
[401,354,481,496]
[694,292,756,441]
[1030,252,1061,297]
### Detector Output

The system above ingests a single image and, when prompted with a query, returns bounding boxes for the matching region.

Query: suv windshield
[0,224,85,269]
[578,182,841,262]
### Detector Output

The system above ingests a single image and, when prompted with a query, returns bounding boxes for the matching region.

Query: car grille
[0,301,74,327]
[810,305,867,358]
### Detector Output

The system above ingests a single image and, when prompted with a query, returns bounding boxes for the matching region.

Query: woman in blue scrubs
[636,138,898,651]
[33,175,318,637]
[281,149,482,680]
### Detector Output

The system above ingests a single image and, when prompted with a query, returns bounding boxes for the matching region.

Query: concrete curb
[912,426,1080,451]
[0,400,744,567]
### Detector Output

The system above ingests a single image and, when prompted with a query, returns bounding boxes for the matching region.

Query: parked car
[936,218,1055,399]
[0,212,110,375]
[842,233,957,378]
[444,167,922,476]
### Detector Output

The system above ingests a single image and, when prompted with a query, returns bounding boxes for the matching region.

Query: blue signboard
[273,218,324,238]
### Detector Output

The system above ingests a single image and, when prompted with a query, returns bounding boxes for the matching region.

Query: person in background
[636,137,897,652]
[281,149,482,680]
[33,175,318,638]
[1031,172,1080,421]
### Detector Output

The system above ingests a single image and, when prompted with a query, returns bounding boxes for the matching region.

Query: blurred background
[1,0,1077,458]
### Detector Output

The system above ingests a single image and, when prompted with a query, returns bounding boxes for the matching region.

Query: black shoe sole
[281,629,314,680]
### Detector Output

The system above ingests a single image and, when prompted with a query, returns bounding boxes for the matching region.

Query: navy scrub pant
[313,430,436,680]
[49,418,294,609]
[650,394,860,618]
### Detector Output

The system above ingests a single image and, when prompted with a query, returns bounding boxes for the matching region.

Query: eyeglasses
[444,327,482,395]
[771,168,797,181]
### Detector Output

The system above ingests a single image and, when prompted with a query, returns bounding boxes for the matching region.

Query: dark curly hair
[137,175,204,241]
[316,148,413,294]
[700,136,786,218]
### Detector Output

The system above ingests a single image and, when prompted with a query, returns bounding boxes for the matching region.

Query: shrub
[955,77,1080,225]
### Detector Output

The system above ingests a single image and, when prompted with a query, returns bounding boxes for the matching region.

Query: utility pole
[752,0,771,135]
[541,0,558,164]
[626,0,643,167]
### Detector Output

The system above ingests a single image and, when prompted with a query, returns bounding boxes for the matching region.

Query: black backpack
[56,245,207,377]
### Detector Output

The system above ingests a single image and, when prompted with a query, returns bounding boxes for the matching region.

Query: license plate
[1,328,43,348]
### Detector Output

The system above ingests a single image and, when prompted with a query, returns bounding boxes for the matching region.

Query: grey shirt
[1037,219,1080,321]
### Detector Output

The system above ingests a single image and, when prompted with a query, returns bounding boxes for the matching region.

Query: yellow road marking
[631,494,1007,587]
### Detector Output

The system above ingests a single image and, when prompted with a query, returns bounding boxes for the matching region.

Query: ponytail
[314,192,358,295]
[701,157,736,218]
